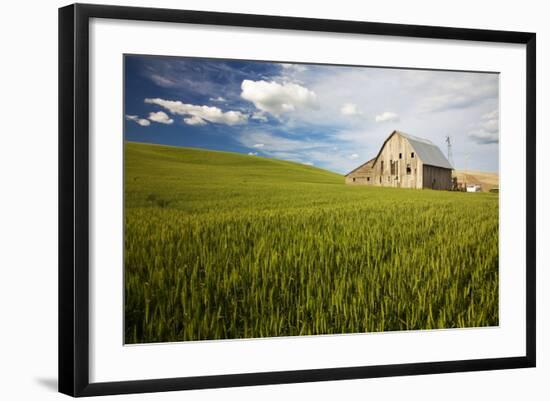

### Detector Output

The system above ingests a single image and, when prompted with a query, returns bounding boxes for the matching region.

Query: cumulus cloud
[126,114,150,126]
[252,143,265,148]
[209,96,226,102]
[240,80,318,116]
[340,103,362,116]
[144,98,248,126]
[349,153,359,159]
[248,152,258,156]
[302,161,314,166]
[183,115,207,126]
[468,109,499,144]
[148,111,174,125]
[375,111,399,123]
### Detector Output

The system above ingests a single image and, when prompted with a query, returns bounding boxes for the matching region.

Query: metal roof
[397,131,453,169]
[344,158,375,176]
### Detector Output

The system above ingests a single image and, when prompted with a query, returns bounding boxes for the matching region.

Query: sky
[124,55,499,174]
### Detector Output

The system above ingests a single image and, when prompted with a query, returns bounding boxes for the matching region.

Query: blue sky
[124,55,499,174]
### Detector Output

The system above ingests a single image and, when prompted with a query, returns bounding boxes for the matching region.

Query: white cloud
[240,80,318,116]
[481,118,498,133]
[144,98,248,126]
[280,63,308,72]
[302,162,314,166]
[150,74,176,88]
[253,143,265,148]
[251,112,268,122]
[126,114,150,126]
[148,111,174,125]
[375,111,399,123]
[468,130,498,144]
[247,152,258,156]
[468,109,499,144]
[209,96,226,102]
[482,109,499,120]
[183,115,207,126]
[349,153,359,159]
[340,103,362,116]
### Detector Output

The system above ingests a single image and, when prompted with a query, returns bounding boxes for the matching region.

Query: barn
[345,130,453,190]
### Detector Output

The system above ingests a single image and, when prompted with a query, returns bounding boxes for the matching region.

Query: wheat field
[124,141,499,344]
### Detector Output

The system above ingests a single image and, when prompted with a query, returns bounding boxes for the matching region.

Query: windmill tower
[445,135,454,168]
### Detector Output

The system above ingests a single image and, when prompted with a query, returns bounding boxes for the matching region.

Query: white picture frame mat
[89,18,526,383]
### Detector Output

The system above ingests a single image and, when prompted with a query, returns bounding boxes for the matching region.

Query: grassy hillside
[125,141,499,343]
[125,141,344,213]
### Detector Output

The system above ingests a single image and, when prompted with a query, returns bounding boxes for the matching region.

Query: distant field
[124,141,499,344]
[454,170,499,192]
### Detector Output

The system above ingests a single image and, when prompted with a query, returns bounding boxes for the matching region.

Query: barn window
[399,153,402,159]
[411,152,415,158]
[387,176,390,182]
[367,177,370,181]
[390,160,395,175]
[381,160,384,173]
[379,176,382,183]
[352,177,356,182]
[406,164,411,175]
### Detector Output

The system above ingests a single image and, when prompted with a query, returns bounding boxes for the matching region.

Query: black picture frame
[59,3,536,397]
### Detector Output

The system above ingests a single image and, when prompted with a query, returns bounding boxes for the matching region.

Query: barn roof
[344,158,375,177]
[398,131,453,169]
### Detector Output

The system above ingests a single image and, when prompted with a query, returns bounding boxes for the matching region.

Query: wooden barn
[345,130,453,190]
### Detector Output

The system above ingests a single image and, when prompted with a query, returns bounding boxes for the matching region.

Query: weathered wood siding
[371,133,422,189]
[344,160,375,184]
[422,165,453,190]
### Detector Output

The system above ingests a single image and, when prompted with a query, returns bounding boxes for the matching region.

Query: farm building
[466,184,482,192]
[345,130,453,190]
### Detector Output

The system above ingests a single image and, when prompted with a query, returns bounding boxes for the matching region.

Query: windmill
[445,135,454,168]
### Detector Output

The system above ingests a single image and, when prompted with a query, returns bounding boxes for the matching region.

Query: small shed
[466,184,482,192]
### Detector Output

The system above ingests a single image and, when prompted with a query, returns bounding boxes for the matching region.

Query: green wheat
[124,141,499,344]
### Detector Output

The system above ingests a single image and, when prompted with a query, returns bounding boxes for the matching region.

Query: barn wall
[422,165,453,190]
[371,133,422,189]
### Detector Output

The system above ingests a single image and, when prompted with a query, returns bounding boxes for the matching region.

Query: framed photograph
[58,3,536,397]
